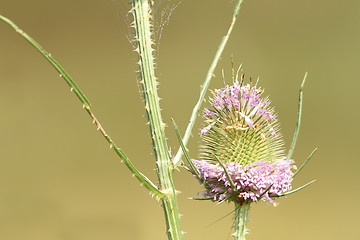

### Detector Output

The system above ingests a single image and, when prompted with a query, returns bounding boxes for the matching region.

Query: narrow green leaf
[287,72,308,160]
[0,15,164,199]
[213,155,236,193]
[171,119,202,180]
[270,179,316,198]
[0,15,91,107]
[234,63,243,83]
[259,184,273,198]
[293,148,317,178]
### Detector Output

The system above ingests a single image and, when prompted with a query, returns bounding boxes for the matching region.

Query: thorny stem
[0,14,164,198]
[173,0,245,167]
[233,202,250,240]
[130,0,182,239]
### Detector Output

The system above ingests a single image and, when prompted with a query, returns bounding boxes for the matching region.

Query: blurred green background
[0,0,359,239]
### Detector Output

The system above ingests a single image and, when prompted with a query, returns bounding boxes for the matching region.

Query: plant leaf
[293,148,317,178]
[287,72,308,160]
[270,179,316,198]
[0,15,164,198]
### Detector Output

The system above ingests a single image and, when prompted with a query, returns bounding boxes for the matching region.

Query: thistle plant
[193,79,295,238]
[0,0,315,239]
[176,73,315,239]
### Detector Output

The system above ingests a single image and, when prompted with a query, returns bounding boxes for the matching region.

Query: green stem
[233,202,251,240]
[130,1,182,239]
[173,0,245,167]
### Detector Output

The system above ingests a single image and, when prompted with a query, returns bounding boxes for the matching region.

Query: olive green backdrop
[0,0,358,239]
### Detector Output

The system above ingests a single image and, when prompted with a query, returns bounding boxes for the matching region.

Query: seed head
[194,80,294,205]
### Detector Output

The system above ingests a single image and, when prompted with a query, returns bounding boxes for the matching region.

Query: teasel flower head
[194,80,295,205]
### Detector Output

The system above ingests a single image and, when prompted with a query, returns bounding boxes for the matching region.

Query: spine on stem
[130,1,183,239]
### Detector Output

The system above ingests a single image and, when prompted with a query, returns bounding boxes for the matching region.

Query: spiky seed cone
[200,82,284,165]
